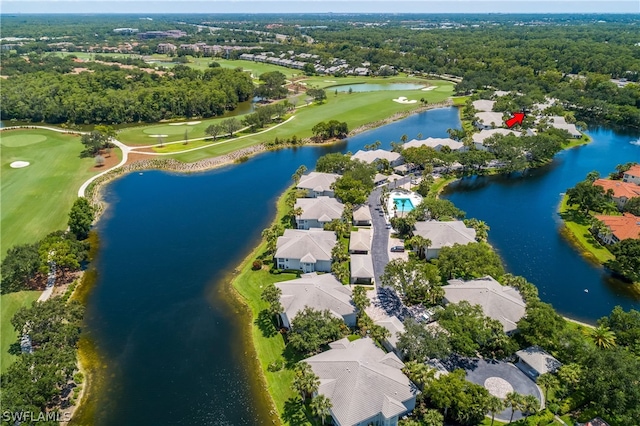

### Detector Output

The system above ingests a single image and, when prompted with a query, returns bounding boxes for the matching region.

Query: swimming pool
[393,198,415,212]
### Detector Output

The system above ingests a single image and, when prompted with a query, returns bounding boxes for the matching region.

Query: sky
[1,1,639,14]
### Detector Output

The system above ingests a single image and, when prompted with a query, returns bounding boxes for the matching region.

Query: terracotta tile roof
[594,213,640,241]
[593,179,640,200]
[625,164,640,178]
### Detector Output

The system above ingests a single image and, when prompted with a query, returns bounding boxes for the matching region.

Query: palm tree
[401,134,408,143]
[521,395,540,419]
[292,207,304,227]
[487,395,505,426]
[537,373,559,404]
[417,132,423,140]
[505,391,524,424]
[585,325,617,349]
[406,235,431,259]
[310,394,332,425]
[402,361,435,390]
[291,363,320,401]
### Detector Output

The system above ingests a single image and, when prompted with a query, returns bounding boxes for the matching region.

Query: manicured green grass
[1,291,40,373]
[0,129,98,257]
[558,195,615,264]
[429,176,458,200]
[452,95,471,106]
[231,189,314,424]
[168,83,453,163]
[563,134,591,149]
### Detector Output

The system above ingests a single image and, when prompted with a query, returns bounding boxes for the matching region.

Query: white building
[275,228,336,273]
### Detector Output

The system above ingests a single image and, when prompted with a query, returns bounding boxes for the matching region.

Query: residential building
[352,205,372,226]
[156,43,177,54]
[350,254,375,284]
[295,196,344,229]
[471,128,522,151]
[594,213,640,244]
[474,111,505,130]
[304,337,419,426]
[349,229,372,254]
[443,276,526,334]
[515,346,562,380]
[275,228,336,273]
[113,28,139,34]
[622,164,640,185]
[403,137,465,152]
[411,221,476,259]
[546,116,581,138]
[297,172,340,198]
[592,179,640,209]
[275,273,356,328]
[578,418,610,426]
[375,316,405,357]
[472,99,496,112]
[351,149,404,168]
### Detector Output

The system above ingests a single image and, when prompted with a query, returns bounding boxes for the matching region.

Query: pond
[330,83,426,92]
[443,126,640,322]
[82,106,639,425]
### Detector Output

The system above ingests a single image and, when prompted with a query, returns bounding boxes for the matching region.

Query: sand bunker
[421,86,437,91]
[186,121,201,125]
[324,80,337,83]
[149,134,169,138]
[392,96,418,104]
[168,123,186,126]
[10,161,30,168]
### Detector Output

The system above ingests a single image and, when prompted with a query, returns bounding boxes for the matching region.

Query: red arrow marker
[505,112,525,128]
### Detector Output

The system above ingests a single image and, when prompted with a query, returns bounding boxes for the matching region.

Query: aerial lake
[83,107,639,424]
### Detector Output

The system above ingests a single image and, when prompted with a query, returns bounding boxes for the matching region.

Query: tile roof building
[622,164,640,185]
[295,196,345,230]
[297,172,340,198]
[304,337,419,426]
[276,273,356,328]
[275,228,337,273]
[412,221,476,259]
[593,179,640,209]
[594,213,640,244]
[443,276,526,334]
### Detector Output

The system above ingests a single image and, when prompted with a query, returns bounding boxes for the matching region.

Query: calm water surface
[85,108,638,424]
[85,107,460,425]
[443,127,640,322]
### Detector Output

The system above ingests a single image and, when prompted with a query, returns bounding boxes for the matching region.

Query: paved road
[367,175,415,286]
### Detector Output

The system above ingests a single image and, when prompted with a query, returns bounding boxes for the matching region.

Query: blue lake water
[443,126,640,322]
[84,106,639,425]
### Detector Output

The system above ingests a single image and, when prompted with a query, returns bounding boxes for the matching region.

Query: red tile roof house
[622,164,640,185]
[593,179,640,210]
[594,213,640,244]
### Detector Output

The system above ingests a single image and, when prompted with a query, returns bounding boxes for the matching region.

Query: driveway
[446,357,542,422]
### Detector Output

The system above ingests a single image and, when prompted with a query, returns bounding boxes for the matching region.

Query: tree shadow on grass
[256,309,278,338]
[283,396,311,426]
[282,343,306,369]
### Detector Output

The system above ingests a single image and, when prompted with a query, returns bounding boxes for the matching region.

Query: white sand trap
[324,80,337,83]
[392,96,418,104]
[10,161,30,168]
[186,121,201,125]
[148,134,169,138]
[168,122,186,126]
[421,86,437,91]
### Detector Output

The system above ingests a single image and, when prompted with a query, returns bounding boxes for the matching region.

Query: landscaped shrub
[252,260,263,270]
[267,358,285,372]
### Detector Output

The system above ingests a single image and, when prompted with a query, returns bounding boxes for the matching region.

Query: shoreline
[68,101,455,423]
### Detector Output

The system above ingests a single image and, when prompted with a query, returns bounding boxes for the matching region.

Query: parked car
[390,246,404,252]
[385,224,392,229]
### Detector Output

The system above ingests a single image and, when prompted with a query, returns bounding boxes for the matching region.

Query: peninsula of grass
[0,128,99,256]
[230,188,316,425]
[558,195,615,264]
[0,291,41,373]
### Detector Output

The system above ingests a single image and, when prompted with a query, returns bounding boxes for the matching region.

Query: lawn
[558,195,615,264]
[169,82,454,163]
[230,188,314,424]
[0,129,98,257]
[1,291,40,373]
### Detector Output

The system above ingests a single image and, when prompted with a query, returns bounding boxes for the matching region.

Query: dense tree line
[1,63,254,124]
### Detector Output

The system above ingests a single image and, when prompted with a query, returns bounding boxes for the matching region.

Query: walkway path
[37,259,57,302]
